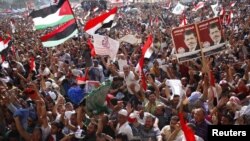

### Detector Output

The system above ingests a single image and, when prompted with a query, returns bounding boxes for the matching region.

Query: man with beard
[209,23,223,46]
[83,122,98,141]
[138,114,162,141]
[178,30,199,53]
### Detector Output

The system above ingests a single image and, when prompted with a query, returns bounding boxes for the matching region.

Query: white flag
[93,34,120,60]
[119,34,141,45]
[211,2,219,17]
[172,2,185,15]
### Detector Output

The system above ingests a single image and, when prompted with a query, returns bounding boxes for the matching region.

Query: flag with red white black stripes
[0,36,12,63]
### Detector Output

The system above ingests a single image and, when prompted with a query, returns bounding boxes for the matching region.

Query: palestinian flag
[0,36,12,62]
[29,0,74,30]
[40,19,78,47]
[84,7,118,35]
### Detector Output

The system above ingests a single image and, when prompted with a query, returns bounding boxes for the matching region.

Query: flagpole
[65,0,82,40]
[194,23,209,74]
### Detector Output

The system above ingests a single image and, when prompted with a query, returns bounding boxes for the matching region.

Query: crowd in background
[0,0,250,141]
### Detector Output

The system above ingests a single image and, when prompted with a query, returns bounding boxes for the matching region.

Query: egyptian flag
[40,19,78,47]
[84,7,118,35]
[29,0,74,30]
[219,7,225,24]
[142,35,154,59]
[192,1,205,12]
[0,36,12,62]
[179,112,196,141]
[179,14,187,27]
[136,35,153,90]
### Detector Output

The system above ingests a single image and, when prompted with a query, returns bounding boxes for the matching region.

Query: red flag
[84,68,89,81]
[209,71,215,87]
[87,38,96,57]
[179,112,196,141]
[138,57,147,90]
[76,76,86,85]
[219,8,225,24]
[141,34,153,58]
[136,35,153,90]
[29,57,36,72]
[226,10,233,25]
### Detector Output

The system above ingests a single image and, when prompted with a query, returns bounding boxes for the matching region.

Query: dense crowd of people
[0,0,250,141]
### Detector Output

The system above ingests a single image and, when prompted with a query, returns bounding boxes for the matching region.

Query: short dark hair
[171,115,179,121]
[209,23,219,32]
[187,123,196,131]
[184,30,196,38]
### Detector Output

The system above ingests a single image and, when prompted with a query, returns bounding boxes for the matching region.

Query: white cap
[118,109,128,117]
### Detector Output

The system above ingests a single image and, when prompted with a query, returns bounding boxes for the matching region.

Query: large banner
[196,17,226,57]
[171,24,201,62]
[93,34,120,60]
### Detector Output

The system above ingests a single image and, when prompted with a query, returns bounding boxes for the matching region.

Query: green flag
[85,80,112,115]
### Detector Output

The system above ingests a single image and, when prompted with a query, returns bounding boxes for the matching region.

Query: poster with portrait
[196,17,226,57]
[171,24,201,62]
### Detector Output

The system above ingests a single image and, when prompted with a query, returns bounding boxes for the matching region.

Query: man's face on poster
[184,33,198,52]
[209,26,222,45]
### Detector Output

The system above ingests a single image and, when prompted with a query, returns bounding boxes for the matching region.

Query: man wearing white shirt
[119,65,140,95]
[116,109,133,140]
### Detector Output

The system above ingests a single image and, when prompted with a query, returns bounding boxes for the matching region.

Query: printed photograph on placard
[171,24,201,62]
[196,17,226,56]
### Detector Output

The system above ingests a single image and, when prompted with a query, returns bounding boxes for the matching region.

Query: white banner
[172,2,185,15]
[166,79,182,96]
[93,34,120,60]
